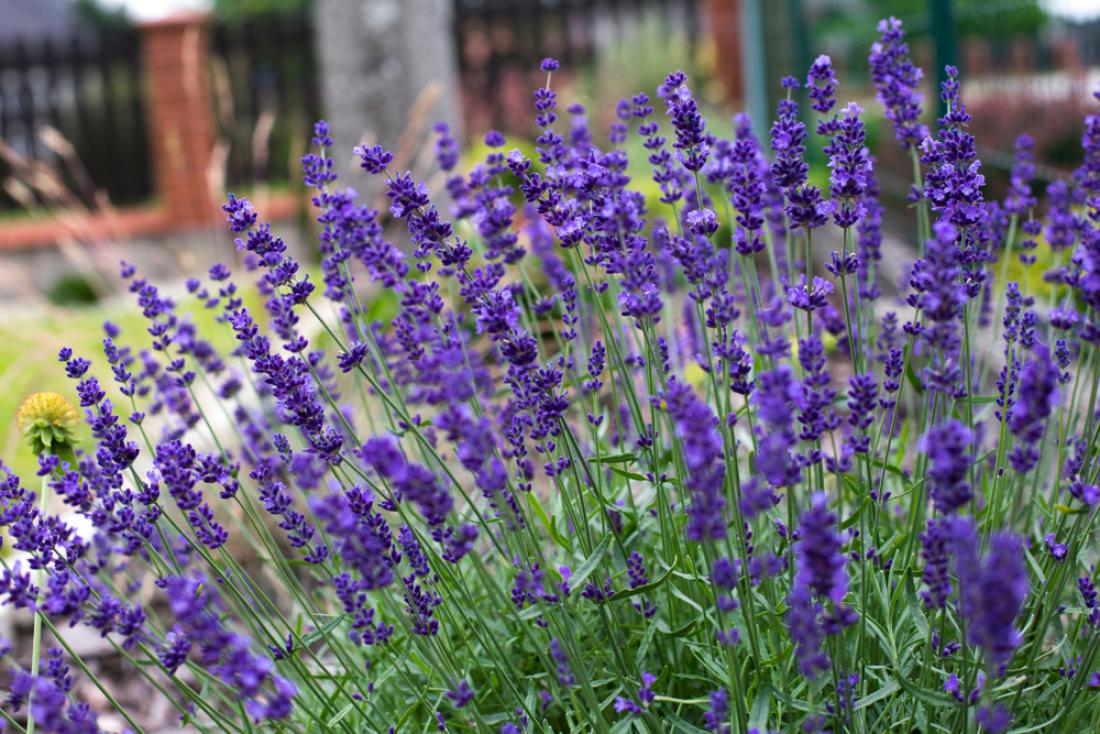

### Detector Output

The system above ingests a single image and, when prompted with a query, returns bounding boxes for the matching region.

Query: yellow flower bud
[15,391,80,458]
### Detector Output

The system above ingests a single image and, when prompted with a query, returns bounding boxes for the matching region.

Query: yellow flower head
[684,362,708,391]
[16,391,80,458]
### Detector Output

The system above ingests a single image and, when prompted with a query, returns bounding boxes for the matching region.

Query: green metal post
[739,0,769,135]
[929,0,958,120]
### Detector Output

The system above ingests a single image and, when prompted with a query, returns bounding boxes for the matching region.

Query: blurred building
[0,0,75,43]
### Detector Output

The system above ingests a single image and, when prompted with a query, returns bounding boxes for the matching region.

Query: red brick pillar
[139,13,216,229]
[707,0,743,101]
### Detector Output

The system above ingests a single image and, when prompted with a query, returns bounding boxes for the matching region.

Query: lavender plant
[4,17,1100,734]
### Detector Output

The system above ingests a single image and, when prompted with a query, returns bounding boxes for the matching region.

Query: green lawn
[0,283,265,481]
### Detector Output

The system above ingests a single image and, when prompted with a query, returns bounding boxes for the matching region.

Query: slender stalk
[25,473,49,734]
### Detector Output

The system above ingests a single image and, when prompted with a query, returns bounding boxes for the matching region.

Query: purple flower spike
[807,54,838,115]
[949,518,1027,673]
[663,71,709,172]
[795,493,849,605]
[924,419,973,514]
[1003,134,1037,216]
[869,17,927,149]
[356,144,394,175]
[662,380,727,542]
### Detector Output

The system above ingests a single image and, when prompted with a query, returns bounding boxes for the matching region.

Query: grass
[0,278,271,481]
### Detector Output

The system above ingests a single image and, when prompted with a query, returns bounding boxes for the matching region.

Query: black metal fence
[210,15,321,192]
[0,29,149,212]
[0,1,707,214]
[0,15,321,214]
[454,0,702,131]
[4,1,1097,218]
[783,2,1100,172]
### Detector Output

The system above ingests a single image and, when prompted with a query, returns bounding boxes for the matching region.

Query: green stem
[26,472,49,734]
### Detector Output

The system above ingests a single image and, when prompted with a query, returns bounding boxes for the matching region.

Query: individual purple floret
[446,679,474,709]
[703,687,731,733]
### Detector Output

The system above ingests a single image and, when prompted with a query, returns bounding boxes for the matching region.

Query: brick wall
[140,12,217,230]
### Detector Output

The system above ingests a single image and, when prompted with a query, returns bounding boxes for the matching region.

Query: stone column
[139,12,217,229]
[313,0,462,181]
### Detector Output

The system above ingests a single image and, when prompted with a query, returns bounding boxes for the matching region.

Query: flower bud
[16,391,79,460]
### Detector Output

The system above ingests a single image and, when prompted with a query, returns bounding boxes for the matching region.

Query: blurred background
[0,0,1098,468]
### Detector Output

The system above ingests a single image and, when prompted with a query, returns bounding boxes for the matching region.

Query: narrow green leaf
[609,466,648,482]
[658,618,697,637]
[589,452,637,465]
[569,533,612,591]
[894,672,954,708]
[749,683,771,729]
[528,494,569,548]
[905,360,925,394]
[327,703,355,728]
[613,559,677,602]
[301,616,345,647]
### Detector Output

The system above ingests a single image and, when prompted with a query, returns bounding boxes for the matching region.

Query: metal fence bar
[209,14,319,190]
[0,28,151,212]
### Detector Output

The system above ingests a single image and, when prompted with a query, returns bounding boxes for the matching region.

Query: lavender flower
[826,103,872,227]
[662,380,727,542]
[723,113,768,256]
[795,494,849,604]
[703,687,731,733]
[920,520,953,609]
[869,17,926,149]
[550,638,574,687]
[806,55,838,115]
[752,366,803,488]
[446,680,473,709]
[924,420,973,514]
[1008,345,1057,473]
[770,83,809,192]
[950,519,1027,673]
[4,45,1099,734]
[921,66,985,230]
[663,71,709,172]
[786,585,829,678]
[162,576,296,719]
[1003,134,1037,216]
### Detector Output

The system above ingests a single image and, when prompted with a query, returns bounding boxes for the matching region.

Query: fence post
[706,0,743,101]
[138,12,217,229]
[929,0,958,120]
[739,0,769,135]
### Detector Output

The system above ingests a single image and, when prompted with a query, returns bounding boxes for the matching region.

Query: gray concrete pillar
[313,0,462,181]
